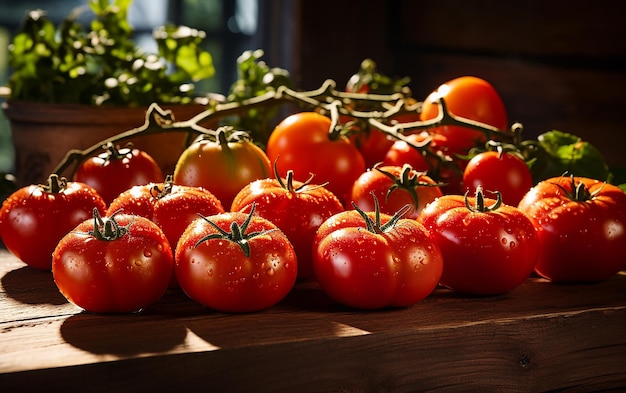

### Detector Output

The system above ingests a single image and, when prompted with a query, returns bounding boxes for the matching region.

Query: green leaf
[530,130,610,182]
[7,1,214,106]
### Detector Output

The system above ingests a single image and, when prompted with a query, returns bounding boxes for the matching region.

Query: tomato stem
[88,208,133,241]
[40,174,67,194]
[374,163,441,212]
[150,175,175,199]
[194,203,276,258]
[464,185,502,212]
[51,79,514,180]
[352,193,411,234]
[273,158,328,193]
[550,174,604,202]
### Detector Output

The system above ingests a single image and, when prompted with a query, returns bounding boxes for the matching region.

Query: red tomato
[173,129,272,209]
[73,142,164,204]
[420,76,508,155]
[383,132,464,195]
[351,164,442,219]
[266,112,366,205]
[349,126,395,169]
[107,177,225,287]
[175,207,298,312]
[231,169,344,281]
[107,178,225,251]
[312,206,443,309]
[463,150,533,206]
[52,210,174,313]
[518,176,626,282]
[418,187,538,295]
[0,174,106,270]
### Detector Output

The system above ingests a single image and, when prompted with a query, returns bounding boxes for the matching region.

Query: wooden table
[1,249,625,392]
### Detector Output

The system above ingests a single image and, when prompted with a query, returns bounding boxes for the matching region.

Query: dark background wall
[291,0,626,168]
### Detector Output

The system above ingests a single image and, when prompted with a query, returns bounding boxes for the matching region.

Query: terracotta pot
[2,100,214,187]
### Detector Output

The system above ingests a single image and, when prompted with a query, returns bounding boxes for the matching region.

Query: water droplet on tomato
[509,241,516,249]
[207,268,213,276]
[143,249,152,258]
[266,267,275,276]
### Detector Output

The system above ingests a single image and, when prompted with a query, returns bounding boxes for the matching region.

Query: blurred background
[1,0,625,173]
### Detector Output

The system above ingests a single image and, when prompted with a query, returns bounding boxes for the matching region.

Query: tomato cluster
[1,71,625,316]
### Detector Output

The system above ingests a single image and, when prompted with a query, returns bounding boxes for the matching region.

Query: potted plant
[2,0,219,186]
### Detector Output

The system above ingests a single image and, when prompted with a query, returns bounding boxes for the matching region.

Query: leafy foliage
[527,130,610,183]
[7,0,215,106]
[223,49,294,145]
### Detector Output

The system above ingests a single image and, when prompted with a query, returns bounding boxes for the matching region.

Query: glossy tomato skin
[0,175,107,270]
[463,151,533,206]
[231,178,344,281]
[107,182,224,251]
[383,132,464,195]
[74,146,164,204]
[173,135,272,209]
[350,165,442,219]
[266,112,366,205]
[420,76,508,155]
[108,182,225,288]
[418,194,538,295]
[383,132,432,172]
[52,214,174,313]
[175,212,297,312]
[312,210,443,309]
[349,127,395,169]
[518,177,626,282]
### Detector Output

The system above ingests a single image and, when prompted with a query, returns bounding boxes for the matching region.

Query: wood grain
[1,249,625,392]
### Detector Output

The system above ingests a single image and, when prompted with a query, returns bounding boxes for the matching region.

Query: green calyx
[464,185,502,213]
[352,193,411,235]
[194,203,275,257]
[88,208,133,241]
[150,175,175,200]
[550,174,604,202]
[101,142,134,163]
[374,163,440,212]
[40,174,68,194]
[273,159,328,193]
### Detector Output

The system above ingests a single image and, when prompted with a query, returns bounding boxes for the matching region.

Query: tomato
[266,112,366,205]
[418,187,538,295]
[420,76,508,155]
[463,150,533,206]
[107,177,225,287]
[0,174,106,270]
[351,164,442,219]
[518,176,626,282]
[231,168,344,281]
[107,177,225,251]
[349,126,395,169]
[52,210,173,313]
[173,128,272,209]
[73,142,164,204]
[175,206,297,312]
[312,203,443,309]
[383,132,464,195]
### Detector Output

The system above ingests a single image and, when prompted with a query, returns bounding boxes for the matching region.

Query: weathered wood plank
[1,249,625,391]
